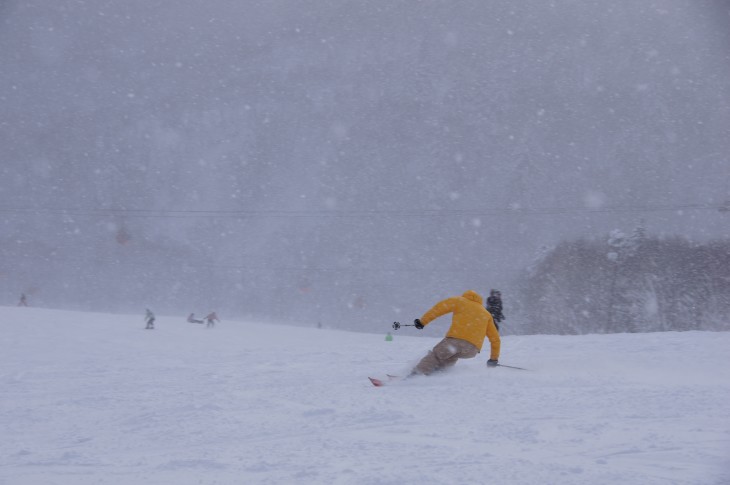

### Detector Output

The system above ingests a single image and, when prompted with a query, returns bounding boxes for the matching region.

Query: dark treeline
[518,228,730,334]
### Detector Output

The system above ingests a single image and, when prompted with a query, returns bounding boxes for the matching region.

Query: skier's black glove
[414,319,424,329]
[487,359,499,368]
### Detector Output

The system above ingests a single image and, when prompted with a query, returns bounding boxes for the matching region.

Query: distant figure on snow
[187,313,204,324]
[205,311,219,328]
[410,290,501,376]
[486,289,505,332]
[18,293,28,307]
[145,309,156,330]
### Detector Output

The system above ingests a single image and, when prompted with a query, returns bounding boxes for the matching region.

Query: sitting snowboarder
[187,313,204,324]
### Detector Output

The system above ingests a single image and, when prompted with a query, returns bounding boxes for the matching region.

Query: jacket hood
[462,290,483,305]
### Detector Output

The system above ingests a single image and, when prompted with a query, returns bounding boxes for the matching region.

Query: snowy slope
[1,307,729,485]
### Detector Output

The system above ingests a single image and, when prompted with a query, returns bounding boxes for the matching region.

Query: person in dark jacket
[145,309,156,330]
[486,289,505,331]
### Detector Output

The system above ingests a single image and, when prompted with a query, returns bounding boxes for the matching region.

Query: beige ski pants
[414,337,479,375]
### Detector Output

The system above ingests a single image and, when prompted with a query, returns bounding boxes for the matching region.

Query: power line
[0,203,725,219]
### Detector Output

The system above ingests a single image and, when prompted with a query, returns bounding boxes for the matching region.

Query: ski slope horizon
[1,306,729,484]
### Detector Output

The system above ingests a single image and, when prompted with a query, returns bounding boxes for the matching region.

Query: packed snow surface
[1,307,729,484]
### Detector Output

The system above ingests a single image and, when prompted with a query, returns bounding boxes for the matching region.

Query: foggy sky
[2,0,729,332]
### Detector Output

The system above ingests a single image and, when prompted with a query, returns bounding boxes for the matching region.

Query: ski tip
[368,377,385,387]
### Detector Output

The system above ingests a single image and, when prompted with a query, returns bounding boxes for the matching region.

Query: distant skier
[18,293,28,307]
[145,309,155,330]
[486,289,505,332]
[205,311,219,328]
[411,290,501,375]
[187,313,204,324]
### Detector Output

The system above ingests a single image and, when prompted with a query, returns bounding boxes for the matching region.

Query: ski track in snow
[1,307,729,484]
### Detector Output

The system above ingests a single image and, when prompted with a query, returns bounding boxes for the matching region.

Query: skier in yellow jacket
[412,290,501,375]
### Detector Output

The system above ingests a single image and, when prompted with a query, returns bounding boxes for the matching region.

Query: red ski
[368,375,402,387]
[368,377,385,387]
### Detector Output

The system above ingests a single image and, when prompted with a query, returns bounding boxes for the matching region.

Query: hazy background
[2,0,729,334]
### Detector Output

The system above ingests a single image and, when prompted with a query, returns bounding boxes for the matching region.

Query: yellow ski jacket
[420,290,501,360]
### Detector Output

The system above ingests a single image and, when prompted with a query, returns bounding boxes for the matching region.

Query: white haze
[1,1,729,330]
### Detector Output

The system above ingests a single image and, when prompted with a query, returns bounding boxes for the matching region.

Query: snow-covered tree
[519,229,730,335]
